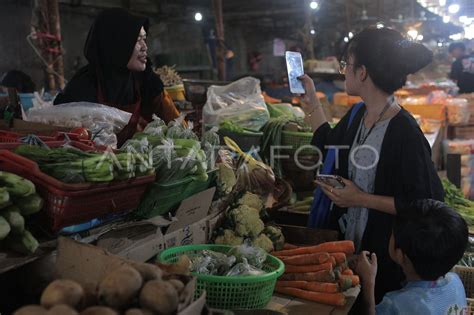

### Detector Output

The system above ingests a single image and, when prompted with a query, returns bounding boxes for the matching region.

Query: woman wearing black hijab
[54,8,180,146]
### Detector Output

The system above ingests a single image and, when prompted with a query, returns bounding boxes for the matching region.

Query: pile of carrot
[272,240,359,307]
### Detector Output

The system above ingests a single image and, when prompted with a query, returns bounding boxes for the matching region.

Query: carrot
[329,256,336,266]
[279,270,335,282]
[339,275,360,287]
[330,252,347,264]
[276,280,340,293]
[285,262,333,274]
[272,241,355,256]
[278,252,330,265]
[342,269,353,276]
[275,287,346,306]
[283,243,299,250]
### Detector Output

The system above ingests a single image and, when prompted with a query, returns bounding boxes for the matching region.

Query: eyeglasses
[339,60,354,74]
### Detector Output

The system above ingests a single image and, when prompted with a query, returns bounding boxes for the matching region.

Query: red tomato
[70,127,91,140]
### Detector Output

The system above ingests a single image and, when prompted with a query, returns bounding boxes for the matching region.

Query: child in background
[356,199,468,315]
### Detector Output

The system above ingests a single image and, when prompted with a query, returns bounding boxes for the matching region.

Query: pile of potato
[14,261,193,315]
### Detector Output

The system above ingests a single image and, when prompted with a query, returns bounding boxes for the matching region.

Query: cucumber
[2,206,25,234]
[0,187,10,209]
[0,216,11,240]
[15,193,44,216]
[5,230,39,255]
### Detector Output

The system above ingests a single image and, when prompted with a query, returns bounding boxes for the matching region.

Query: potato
[14,305,47,315]
[80,284,98,309]
[130,262,163,282]
[139,280,178,315]
[167,279,184,293]
[124,309,153,315]
[98,265,143,309]
[41,279,84,308]
[80,306,117,315]
[46,305,78,315]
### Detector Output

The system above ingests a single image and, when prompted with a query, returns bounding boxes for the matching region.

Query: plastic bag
[26,102,132,148]
[226,258,265,276]
[190,250,236,275]
[120,137,150,154]
[228,242,268,269]
[166,114,198,140]
[203,77,270,131]
[202,127,220,170]
[446,98,471,125]
[144,114,168,136]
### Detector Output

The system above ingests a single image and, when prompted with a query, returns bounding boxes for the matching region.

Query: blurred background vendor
[54,8,180,146]
[448,42,474,94]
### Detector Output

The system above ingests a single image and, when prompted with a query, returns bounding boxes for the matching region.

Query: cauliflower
[263,226,285,251]
[252,234,274,252]
[217,163,237,194]
[229,205,264,238]
[214,229,244,246]
[238,192,264,211]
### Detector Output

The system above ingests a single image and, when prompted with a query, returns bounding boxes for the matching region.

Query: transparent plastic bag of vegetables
[143,114,168,138]
[191,250,236,276]
[226,257,265,276]
[216,149,237,195]
[120,137,150,154]
[166,114,198,140]
[224,137,275,195]
[228,241,268,269]
[151,138,175,170]
[202,127,220,170]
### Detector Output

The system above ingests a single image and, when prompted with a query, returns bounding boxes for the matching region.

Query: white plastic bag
[203,77,270,131]
[26,102,132,148]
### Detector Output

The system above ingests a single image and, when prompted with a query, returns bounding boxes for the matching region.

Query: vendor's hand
[297,74,320,113]
[315,177,366,208]
[356,251,378,287]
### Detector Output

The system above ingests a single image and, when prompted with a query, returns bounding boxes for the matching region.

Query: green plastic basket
[281,130,316,154]
[218,129,263,152]
[136,171,215,218]
[159,244,285,310]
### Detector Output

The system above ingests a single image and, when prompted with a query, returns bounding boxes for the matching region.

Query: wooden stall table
[267,286,360,315]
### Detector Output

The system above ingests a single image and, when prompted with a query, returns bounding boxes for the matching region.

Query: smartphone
[285,51,305,94]
[315,175,345,189]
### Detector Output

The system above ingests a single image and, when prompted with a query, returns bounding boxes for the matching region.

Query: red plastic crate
[0,130,94,147]
[0,150,155,232]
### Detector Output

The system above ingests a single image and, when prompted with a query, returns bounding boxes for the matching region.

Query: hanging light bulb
[344,37,349,43]
[310,1,319,10]
[439,0,446,6]
[376,23,384,29]
[348,32,354,39]
[443,16,450,23]
[437,42,443,47]
[194,12,203,21]
[416,34,424,41]
[310,28,316,35]
[448,4,460,14]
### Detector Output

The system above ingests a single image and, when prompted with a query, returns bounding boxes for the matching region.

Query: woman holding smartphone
[298,27,444,302]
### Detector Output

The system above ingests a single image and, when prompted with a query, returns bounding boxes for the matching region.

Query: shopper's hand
[316,177,365,208]
[297,74,320,113]
[356,251,378,287]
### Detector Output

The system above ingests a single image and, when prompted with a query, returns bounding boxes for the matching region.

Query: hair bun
[398,40,433,75]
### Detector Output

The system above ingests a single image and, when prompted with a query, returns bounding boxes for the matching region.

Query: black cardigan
[311,104,444,302]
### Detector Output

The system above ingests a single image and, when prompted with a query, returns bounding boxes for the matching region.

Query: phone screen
[285,51,305,94]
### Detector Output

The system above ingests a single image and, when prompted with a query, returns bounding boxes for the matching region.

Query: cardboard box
[56,237,207,314]
[94,187,216,261]
[163,187,216,249]
[95,221,165,262]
